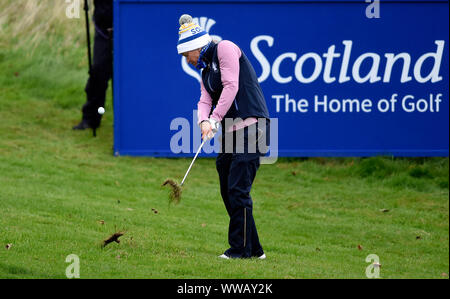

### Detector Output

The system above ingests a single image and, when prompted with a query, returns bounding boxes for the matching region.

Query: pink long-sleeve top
[197,40,257,132]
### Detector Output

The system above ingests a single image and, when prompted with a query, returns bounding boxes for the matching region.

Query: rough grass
[0,0,449,279]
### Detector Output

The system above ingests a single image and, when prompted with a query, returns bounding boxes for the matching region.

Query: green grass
[0,1,449,279]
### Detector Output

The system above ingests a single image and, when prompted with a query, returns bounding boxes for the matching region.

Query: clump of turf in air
[162,179,182,204]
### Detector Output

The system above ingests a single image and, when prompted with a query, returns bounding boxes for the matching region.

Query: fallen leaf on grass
[126,208,134,211]
[201,223,206,227]
[291,171,297,176]
[441,273,448,277]
[102,232,124,248]
[358,244,363,250]
[97,220,105,225]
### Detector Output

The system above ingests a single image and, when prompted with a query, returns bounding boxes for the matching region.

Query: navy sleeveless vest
[201,42,270,122]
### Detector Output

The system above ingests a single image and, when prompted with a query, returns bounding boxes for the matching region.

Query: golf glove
[208,118,220,133]
[201,118,220,140]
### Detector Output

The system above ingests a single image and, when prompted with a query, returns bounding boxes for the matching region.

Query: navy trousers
[215,120,269,258]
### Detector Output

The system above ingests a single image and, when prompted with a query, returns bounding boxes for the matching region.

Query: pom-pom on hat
[177,14,212,54]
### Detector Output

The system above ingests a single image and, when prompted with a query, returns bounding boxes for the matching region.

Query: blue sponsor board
[113,0,449,157]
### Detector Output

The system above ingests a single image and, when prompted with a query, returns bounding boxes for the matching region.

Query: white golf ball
[98,107,105,115]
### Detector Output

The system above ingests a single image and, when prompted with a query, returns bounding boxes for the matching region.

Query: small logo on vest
[181,17,222,83]
[211,62,218,73]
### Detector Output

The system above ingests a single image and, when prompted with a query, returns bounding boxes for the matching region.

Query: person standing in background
[73,0,113,131]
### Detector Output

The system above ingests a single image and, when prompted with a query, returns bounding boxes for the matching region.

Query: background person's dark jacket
[93,0,113,31]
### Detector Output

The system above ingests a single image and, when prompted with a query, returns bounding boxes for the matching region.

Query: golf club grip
[180,139,206,186]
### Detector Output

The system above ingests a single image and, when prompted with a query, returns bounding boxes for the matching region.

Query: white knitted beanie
[177,14,212,54]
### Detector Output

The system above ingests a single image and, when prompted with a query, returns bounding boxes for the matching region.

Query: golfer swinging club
[177,14,270,259]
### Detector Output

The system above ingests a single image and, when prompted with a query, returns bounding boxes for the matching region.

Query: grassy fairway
[0,1,448,279]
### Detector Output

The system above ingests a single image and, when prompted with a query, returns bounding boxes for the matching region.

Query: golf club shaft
[180,139,206,186]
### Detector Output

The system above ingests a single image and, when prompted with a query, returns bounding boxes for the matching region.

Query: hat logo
[182,17,222,83]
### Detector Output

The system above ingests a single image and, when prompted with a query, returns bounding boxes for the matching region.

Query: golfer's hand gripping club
[201,118,220,141]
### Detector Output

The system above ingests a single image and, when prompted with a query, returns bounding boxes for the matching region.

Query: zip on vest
[207,74,215,92]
